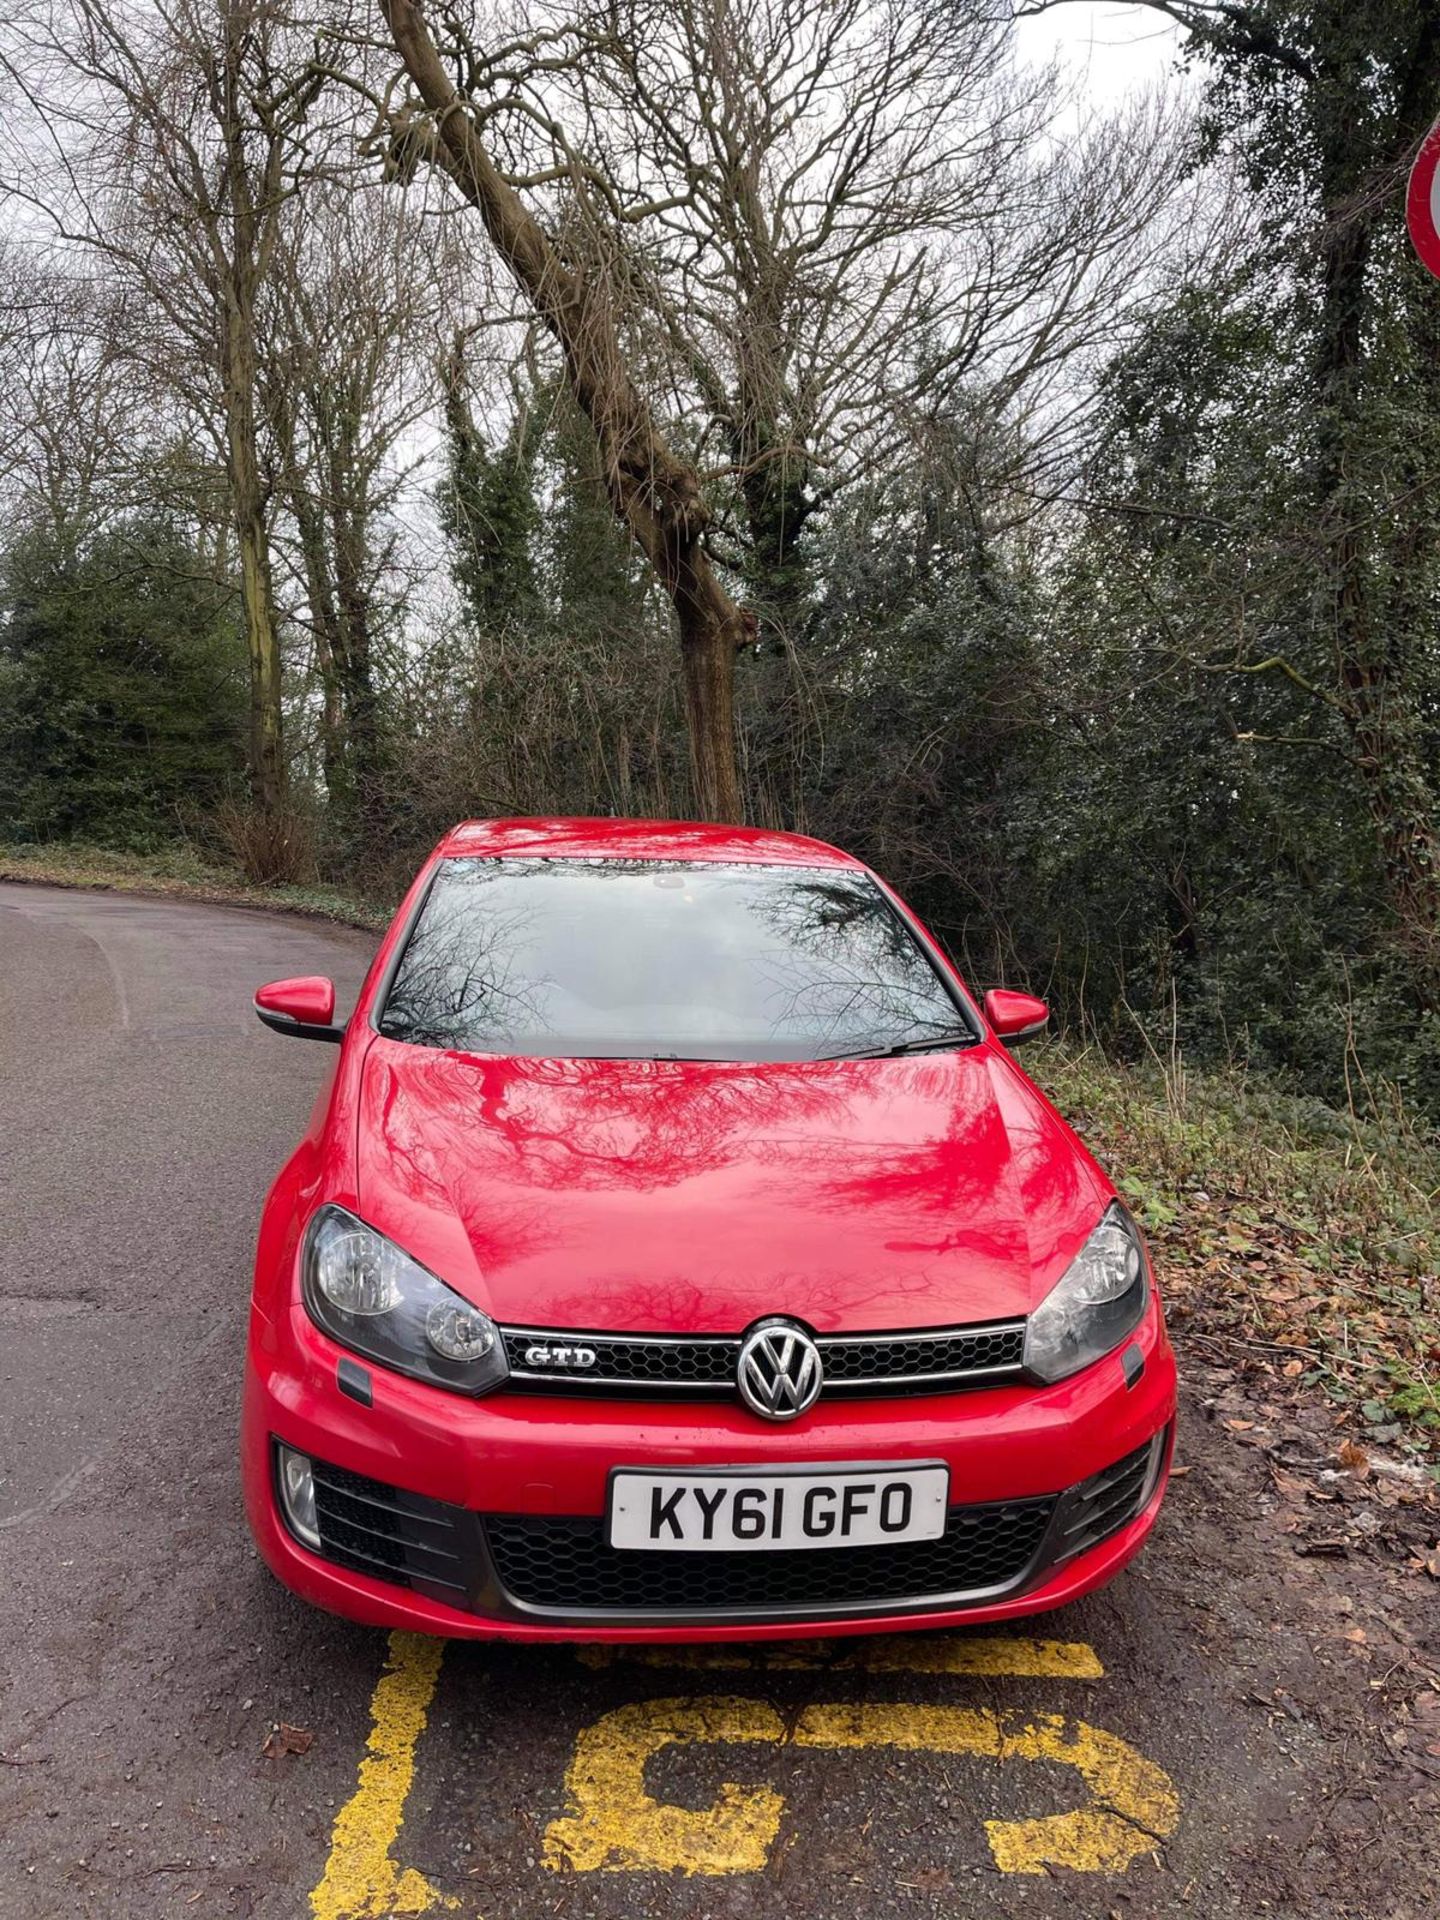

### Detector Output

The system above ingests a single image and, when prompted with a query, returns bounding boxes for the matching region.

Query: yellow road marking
[311,1631,456,1920]
[544,1692,1177,1876]
[796,1702,1180,1874]
[544,1696,787,1874]
[576,1634,1104,1679]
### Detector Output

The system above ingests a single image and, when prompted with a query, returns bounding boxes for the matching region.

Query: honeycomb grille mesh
[820,1325,1025,1383]
[502,1332,738,1386]
[501,1320,1025,1399]
[482,1498,1054,1616]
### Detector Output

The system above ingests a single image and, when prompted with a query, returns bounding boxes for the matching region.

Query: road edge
[0,859,388,933]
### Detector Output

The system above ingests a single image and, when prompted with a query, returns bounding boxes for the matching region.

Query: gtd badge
[525,1344,598,1370]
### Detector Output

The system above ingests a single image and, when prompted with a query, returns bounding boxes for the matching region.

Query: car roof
[435,817,863,869]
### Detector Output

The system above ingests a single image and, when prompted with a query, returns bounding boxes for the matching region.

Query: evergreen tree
[438,364,542,632]
[0,521,247,847]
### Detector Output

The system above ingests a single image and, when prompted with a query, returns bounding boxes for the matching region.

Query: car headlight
[301,1206,508,1396]
[1023,1202,1149,1384]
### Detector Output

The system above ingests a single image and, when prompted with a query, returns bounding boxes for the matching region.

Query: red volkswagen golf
[242,817,1175,1642]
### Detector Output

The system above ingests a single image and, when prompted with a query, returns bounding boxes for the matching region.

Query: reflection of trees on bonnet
[378,1049,868,1196]
[378,857,968,1061]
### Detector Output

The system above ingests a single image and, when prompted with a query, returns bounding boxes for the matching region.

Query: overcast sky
[1016,2,1182,102]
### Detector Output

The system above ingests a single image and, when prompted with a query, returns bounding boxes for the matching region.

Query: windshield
[377,857,973,1062]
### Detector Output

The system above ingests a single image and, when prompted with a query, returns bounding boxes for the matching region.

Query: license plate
[607,1463,949,1552]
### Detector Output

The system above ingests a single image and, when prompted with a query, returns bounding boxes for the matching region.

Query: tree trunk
[220,113,285,817]
[298,511,350,815]
[233,471,285,814]
[271,387,349,809]
[226,313,284,812]
[379,0,747,822]
[731,247,813,650]
[329,452,381,841]
[675,584,745,826]
[739,441,814,646]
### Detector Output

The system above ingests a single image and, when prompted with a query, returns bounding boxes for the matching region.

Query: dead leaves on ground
[261,1723,313,1760]
[1148,1194,1439,1466]
[1197,1361,1437,1589]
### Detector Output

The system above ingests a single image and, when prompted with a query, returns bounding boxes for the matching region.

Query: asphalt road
[0,883,1430,1920]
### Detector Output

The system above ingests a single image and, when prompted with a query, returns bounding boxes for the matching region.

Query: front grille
[500,1319,1026,1401]
[309,1460,473,1599]
[818,1325,1026,1387]
[482,1497,1054,1618]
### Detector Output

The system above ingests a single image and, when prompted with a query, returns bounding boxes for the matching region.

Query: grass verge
[0,840,389,930]
[1034,1042,1440,1466]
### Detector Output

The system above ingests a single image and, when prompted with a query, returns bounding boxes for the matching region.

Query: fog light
[277,1444,320,1550]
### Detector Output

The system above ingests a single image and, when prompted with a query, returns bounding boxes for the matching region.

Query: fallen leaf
[1337,1440,1370,1476]
[262,1722,314,1759]
[1224,1418,1256,1432]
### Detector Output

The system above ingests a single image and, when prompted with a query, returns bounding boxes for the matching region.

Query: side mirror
[983,988,1049,1046]
[254,976,345,1044]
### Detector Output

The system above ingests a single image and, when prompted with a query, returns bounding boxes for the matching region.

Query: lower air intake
[1052,1434,1164,1561]
[482,1497,1056,1617]
[310,1459,472,1600]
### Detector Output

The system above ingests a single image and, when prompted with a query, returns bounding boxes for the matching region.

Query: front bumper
[242,1294,1176,1643]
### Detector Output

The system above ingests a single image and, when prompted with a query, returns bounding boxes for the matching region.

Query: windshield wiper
[822,1027,977,1062]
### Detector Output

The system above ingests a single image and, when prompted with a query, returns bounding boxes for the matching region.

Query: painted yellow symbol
[798,1702,1180,1874]
[545,1641,1178,1878]
[311,1630,1178,1906]
[545,1696,789,1877]
[576,1633,1105,1680]
[310,1631,456,1920]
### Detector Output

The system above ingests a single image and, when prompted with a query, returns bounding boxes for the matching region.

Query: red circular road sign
[1408,114,1440,279]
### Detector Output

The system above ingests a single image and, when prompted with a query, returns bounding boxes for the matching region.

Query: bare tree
[376,0,756,821]
[542,0,1192,642]
[6,0,336,831]
[261,175,456,834]
[0,277,128,548]
[371,0,1203,819]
